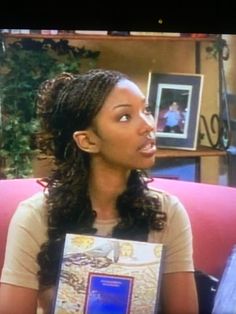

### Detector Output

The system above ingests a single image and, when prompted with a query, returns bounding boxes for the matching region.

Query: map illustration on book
[53,234,164,314]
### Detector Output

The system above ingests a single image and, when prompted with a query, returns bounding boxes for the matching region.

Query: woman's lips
[138,139,157,155]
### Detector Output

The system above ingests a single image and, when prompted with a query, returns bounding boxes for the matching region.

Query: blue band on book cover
[85,273,133,314]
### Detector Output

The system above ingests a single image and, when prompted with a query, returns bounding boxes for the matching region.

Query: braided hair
[36,69,166,287]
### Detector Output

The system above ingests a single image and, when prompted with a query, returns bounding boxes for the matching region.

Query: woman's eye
[119,114,131,122]
[144,106,152,114]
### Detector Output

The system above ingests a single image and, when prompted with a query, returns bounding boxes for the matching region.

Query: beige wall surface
[71,38,220,125]
[71,39,196,90]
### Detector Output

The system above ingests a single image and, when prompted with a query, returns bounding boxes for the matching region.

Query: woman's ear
[73,130,99,153]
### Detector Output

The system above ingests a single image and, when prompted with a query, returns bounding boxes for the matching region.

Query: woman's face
[90,79,156,170]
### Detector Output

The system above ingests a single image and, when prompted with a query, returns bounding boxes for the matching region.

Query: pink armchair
[1,177,236,279]
[0,178,43,274]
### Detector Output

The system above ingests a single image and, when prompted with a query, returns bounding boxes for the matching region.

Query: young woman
[0,69,198,313]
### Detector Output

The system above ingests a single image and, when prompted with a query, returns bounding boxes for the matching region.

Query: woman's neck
[88,164,131,220]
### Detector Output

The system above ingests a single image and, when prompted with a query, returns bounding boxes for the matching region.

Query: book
[212,245,236,314]
[74,30,108,35]
[130,32,180,37]
[53,234,164,314]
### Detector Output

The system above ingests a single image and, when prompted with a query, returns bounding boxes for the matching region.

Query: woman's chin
[136,158,156,170]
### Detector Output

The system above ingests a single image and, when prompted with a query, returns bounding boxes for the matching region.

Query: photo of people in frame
[147,72,204,149]
[155,84,192,138]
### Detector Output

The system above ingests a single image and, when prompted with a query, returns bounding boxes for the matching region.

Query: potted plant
[0,37,100,178]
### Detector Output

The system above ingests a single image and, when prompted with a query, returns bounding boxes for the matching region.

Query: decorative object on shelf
[41,30,58,35]
[190,33,210,38]
[107,31,130,36]
[199,114,221,148]
[0,36,100,178]
[147,72,204,150]
[75,30,108,35]
[219,40,232,150]
[202,36,231,150]
[130,32,180,37]
[206,35,229,61]
[200,111,231,150]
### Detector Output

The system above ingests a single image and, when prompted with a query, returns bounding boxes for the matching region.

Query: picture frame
[147,72,204,150]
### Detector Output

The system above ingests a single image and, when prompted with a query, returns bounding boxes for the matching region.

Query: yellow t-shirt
[0,188,194,314]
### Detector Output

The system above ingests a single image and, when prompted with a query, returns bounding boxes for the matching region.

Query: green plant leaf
[0,36,100,178]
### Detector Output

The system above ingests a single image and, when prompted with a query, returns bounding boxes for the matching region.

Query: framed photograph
[147,72,204,150]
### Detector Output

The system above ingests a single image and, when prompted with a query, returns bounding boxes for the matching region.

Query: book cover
[74,30,108,35]
[130,32,180,37]
[53,234,164,314]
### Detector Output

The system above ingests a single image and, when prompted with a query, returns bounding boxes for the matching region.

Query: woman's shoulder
[10,191,48,228]
[147,186,180,206]
[147,186,188,220]
[19,190,47,206]
[147,186,193,248]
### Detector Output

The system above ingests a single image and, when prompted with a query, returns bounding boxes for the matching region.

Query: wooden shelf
[1,33,219,42]
[156,146,227,159]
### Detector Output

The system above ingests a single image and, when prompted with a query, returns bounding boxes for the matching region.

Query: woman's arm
[0,283,38,314]
[161,272,199,314]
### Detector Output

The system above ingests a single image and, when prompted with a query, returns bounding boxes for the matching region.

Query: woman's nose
[139,112,155,134]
